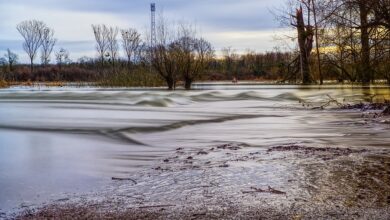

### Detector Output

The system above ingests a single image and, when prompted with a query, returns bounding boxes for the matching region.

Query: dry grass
[0,79,9,88]
[37,81,65,87]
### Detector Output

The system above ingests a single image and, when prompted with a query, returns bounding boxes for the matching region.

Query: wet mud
[15,143,390,220]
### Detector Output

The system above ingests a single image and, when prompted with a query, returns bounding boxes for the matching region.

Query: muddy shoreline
[13,142,390,220]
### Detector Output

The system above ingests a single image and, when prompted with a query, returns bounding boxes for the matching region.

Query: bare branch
[17,20,46,72]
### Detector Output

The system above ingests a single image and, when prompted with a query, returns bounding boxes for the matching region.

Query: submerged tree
[276,0,317,84]
[356,0,373,84]
[172,25,214,90]
[311,0,323,84]
[277,0,390,84]
[17,20,46,73]
[151,45,178,90]
[292,6,314,84]
[150,16,179,90]
[320,0,383,84]
[150,16,214,90]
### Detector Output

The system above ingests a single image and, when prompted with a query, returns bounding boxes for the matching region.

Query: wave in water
[0,114,283,145]
[0,90,301,107]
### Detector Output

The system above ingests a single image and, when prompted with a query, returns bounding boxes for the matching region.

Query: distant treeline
[0,20,296,89]
[0,50,293,87]
[1,0,390,89]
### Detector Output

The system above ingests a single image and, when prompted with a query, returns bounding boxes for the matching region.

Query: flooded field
[1,84,390,216]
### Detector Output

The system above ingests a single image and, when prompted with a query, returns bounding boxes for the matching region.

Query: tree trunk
[312,0,323,85]
[101,56,105,68]
[166,77,174,90]
[30,59,34,74]
[359,2,371,85]
[184,78,193,90]
[127,56,132,69]
[296,7,314,84]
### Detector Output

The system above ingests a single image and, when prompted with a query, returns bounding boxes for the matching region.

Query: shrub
[98,68,165,87]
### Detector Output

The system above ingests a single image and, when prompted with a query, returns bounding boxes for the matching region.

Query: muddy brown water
[0,84,389,215]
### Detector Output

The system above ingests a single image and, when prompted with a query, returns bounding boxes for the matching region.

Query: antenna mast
[150,3,156,47]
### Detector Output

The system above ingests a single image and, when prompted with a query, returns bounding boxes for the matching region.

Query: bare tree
[121,28,142,67]
[172,25,214,89]
[5,49,18,71]
[372,0,390,29]
[221,47,239,79]
[320,0,378,84]
[150,19,214,90]
[106,26,119,67]
[40,27,56,66]
[17,20,46,73]
[357,0,373,84]
[151,15,179,90]
[312,0,323,84]
[293,6,314,84]
[55,48,70,69]
[277,0,317,84]
[321,24,359,82]
[92,24,109,66]
[152,44,178,90]
[276,0,334,84]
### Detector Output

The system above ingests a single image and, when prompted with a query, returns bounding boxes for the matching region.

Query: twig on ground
[242,187,266,194]
[267,186,286,194]
[242,186,286,195]
[111,177,137,184]
[138,204,175,209]
[191,212,207,219]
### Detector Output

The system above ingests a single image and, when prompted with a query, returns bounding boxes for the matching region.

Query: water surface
[0,84,389,213]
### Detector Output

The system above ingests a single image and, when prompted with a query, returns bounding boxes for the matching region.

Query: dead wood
[112,177,137,184]
[242,186,286,195]
[138,204,175,209]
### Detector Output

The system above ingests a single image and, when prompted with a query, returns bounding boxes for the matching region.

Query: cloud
[0,0,288,63]
[205,28,294,58]
[0,39,96,63]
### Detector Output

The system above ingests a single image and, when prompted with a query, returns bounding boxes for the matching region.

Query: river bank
[15,143,390,219]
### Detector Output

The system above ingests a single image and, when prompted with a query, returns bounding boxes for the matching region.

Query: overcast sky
[0,0,292,63]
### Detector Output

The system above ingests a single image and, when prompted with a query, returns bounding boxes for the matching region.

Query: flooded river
[0,84,390,214]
